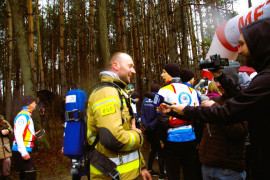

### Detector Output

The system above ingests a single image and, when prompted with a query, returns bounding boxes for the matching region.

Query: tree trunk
[115,0,122,51]
[248,0,252,8]
[6,0,13,122]
[120,0,127,52]
[140,0,148,92]
[80,0,88,90]
[9,0,34,96]
[130,0,141,92]
[147,0,154,87]
[51,0,57,93]
[166,0,178,62]
[210,0,218,29]
[197,0,206,59]
[27,0,37,91]
[59,0,67,97]
[98,0,110,68]
[156,1,165,80]
[89,0,96,83]
[179,0,188,68]
[67,0,73,88]
[76,0,81,85]
[35,0,45,90]
[187,5,198,70]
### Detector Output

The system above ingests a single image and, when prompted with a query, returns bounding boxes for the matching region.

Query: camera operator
[158,18,270,179]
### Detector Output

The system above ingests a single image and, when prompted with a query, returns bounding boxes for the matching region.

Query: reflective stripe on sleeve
[87,128,96,144]
[92,97,121,113]
[124,131,135,151]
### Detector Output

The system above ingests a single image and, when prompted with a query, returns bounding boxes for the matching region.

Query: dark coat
[141,97,158,130]
[199,94,248,172]
[183,18,270,179]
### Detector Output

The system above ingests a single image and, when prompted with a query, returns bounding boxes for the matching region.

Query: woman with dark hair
[0,115,13,180]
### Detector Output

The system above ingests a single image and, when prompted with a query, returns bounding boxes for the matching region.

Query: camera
[198,54,229,70]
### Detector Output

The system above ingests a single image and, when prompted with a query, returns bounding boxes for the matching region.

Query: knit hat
[151,84,161,93]
[126,84,134,90]
[222,60,240,83]
[164,63,181,78]
[180,68,194,82]
[22,96,35,107]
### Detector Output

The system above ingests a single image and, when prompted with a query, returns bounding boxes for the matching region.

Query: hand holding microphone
[145,92,173,114]
[144,92,173,107]
[145,92,186,115]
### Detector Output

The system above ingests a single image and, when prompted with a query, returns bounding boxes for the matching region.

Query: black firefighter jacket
[183,18,270,179]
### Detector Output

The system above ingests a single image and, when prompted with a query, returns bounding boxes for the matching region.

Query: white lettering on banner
[66,95,76,103]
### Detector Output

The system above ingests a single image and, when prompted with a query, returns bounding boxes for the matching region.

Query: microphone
[145,92,173,107]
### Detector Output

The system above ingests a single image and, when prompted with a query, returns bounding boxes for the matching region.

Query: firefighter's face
[117,54,136,84]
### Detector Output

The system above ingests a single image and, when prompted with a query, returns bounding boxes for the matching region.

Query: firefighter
[87,52,151,180]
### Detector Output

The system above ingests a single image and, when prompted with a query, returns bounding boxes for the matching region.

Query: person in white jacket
[12,96,43,180]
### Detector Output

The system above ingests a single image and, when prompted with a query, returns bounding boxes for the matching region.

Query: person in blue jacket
[141,84,166,179]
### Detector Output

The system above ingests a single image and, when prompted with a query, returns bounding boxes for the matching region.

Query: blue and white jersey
[158,82,200,142]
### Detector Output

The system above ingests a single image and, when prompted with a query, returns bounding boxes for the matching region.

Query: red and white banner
[207,0,270,60]
[202,0,270,79]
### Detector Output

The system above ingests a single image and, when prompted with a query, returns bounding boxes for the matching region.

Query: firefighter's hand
[22,153,30,160]
[141,169,152,180]
[131,118,136,129]
[131,118,142,133]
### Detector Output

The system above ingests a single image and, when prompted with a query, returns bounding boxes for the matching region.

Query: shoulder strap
[89,82,125,110]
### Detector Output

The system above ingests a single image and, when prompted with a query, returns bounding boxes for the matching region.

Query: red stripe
[171,84,176,93]
[216,21,238,52]
[201,70,214,81]
[22,124,29,140]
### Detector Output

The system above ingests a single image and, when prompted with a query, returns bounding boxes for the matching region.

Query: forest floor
[8,115,163,180]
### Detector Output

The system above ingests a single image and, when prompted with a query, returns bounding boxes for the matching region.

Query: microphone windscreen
[145,92,155,100]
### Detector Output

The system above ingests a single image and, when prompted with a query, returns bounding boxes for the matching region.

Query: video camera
[198,54,229,70]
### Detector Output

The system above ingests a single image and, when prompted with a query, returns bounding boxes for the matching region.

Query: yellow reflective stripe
[122,98,127,106]
[92,97,121,113]
[90,159,139,175]
[87,129,95,144]
[125,132,135,151]
[115,89,128,107]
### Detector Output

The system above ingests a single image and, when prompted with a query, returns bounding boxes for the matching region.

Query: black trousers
[145,128,165,174]
[12,151,36,180]
[163,140,202,180]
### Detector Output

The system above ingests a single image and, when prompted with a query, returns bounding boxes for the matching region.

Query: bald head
[109,52,136,84]
[109,52,130,67]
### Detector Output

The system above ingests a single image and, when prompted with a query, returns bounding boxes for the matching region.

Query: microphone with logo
[145,92,173,107]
